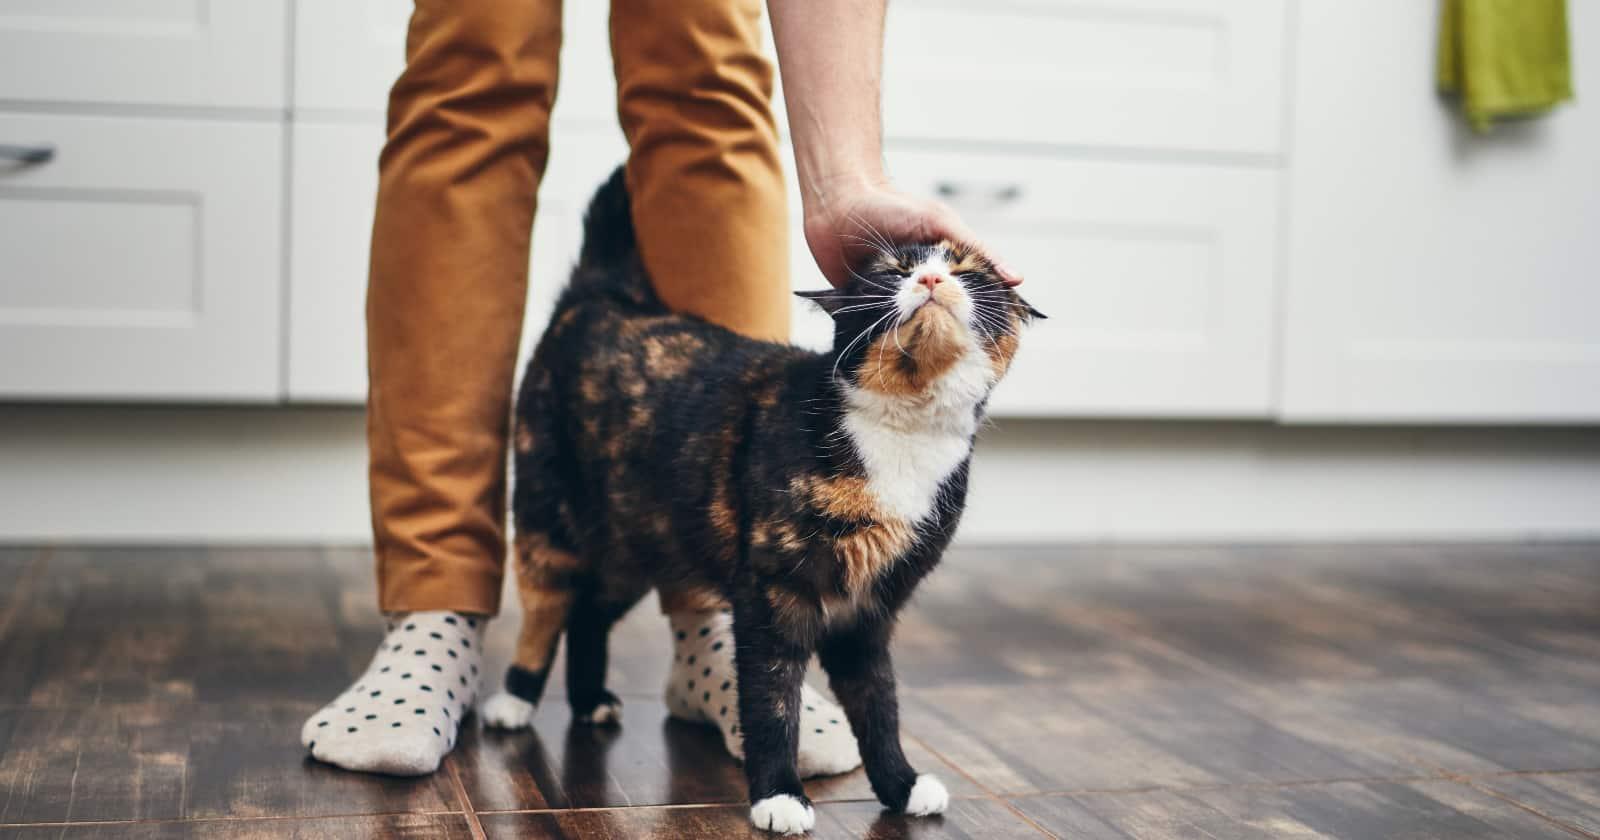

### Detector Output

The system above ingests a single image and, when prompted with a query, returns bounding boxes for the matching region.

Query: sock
[664,609,861,778]
[300,610,484,776]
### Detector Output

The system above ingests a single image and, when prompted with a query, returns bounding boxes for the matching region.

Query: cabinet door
[0,0,287,108]
[287,120,628,402]
[1280,0,1600,423]
[883,148,1279,417]
[0,112,283,401]
[878,0,1288,155]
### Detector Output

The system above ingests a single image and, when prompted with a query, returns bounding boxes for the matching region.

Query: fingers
[922,204,1024,287]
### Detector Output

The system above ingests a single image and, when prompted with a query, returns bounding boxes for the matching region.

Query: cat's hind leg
[483,399,584,730]
[480,530,582,730]
[564,585,642,725]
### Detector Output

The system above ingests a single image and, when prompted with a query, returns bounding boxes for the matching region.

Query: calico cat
[489,167,1040,834]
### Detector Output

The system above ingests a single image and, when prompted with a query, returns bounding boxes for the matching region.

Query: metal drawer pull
[0,144,55,164]
[935,181,1023,204]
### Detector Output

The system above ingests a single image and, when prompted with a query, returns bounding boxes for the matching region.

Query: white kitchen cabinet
[0,112,283,400]
[0,0,288,109]
[1279,0,1600,423]
[881,0,1289,156]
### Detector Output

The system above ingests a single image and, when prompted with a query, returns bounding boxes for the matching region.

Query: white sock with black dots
[664,609,861,778]
[301,610,484,776]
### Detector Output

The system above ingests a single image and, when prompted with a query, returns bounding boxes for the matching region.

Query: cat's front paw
[903,774,949,816]
[480,692,537,730]
[573,690,623,727]
[750,793,815,835]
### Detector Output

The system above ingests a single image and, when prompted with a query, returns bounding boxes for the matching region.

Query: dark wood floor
[2,544,1599,839]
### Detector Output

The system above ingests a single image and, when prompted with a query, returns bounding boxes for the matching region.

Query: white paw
[480,692,536,730]
[576,700,622,726]
[750,794,815,834]
[904,774,949,816]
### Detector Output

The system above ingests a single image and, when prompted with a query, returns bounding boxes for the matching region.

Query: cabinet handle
[934,180,1023,204]
[0,144,55,164]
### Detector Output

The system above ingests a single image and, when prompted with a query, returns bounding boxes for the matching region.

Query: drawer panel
[0,0,288,108]
[880,147,1280,417]
[0,112,283,400]
[294,0,1283,154]
[881,0,1288,155]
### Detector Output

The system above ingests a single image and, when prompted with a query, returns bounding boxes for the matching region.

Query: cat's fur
[502,166,1040,829]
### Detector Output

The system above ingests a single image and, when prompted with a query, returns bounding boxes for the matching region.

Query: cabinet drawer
[879,147,1280,417]
[0,113,283,401]
[0,1,288,108]
[881,0,1288,155]
[294,0,615,125]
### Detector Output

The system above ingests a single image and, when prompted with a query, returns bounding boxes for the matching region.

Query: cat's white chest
[841,348,992,523]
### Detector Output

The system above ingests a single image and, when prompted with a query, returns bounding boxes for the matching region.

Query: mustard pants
[367,0,790,615]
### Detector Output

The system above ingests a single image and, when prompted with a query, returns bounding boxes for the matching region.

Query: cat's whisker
[830,309,898,384]
[830,301,897,314]
[844,215,896,258]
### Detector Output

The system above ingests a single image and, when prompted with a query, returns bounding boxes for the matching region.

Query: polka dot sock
[301,610,483,776]
[664,609,861,778]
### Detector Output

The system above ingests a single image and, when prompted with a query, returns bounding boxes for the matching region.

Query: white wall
[3,406,1597,545]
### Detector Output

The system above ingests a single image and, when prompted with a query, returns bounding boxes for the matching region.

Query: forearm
[767,0,889,216]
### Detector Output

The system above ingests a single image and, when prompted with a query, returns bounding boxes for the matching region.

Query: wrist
[799,167,887,218]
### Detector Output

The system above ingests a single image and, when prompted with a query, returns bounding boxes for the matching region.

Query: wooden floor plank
[0,703,458,824]
[0,548,355,706]
[0,813,473,839]
[479,798,1045,840]
[1012,779,1587,840]
[1473,771,1600,837]
[451,695,974,812]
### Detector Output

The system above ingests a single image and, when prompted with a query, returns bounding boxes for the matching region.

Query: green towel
[1438,0,1574,131]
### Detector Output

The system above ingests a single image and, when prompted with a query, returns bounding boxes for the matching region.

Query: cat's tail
[566,164,663,312]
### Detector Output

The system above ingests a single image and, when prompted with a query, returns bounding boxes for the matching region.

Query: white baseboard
[2,406,1599,545]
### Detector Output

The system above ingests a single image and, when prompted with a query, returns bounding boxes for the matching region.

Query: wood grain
[452,695,975,812]
[0,814,473,839]
[1011,779,1590,840]
[0,703,458,824]
[1473,771,1600,837]
[1,542,1596,838]
[480,797,1045,840]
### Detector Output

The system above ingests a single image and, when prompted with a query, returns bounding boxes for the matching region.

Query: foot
[573,690,624,726]
[750,793,816,835]
[300,611,484,776]
[664,609,861,778]
[904,774,949,816]
[480,691,537,730]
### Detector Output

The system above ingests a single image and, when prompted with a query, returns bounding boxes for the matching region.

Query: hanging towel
[1438,0,1574,131]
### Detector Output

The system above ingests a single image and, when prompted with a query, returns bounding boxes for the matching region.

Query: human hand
[801,179,1023,290]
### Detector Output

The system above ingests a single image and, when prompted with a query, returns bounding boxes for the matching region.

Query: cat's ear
[794,289,849,318]
[1016,293,1047,321]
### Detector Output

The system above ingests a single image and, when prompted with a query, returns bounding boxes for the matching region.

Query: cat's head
[798,240,1043,397]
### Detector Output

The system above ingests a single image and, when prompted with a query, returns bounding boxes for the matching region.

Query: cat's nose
[915,273,942,291]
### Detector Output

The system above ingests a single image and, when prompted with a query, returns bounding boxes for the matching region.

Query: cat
[488,166,1041,834]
